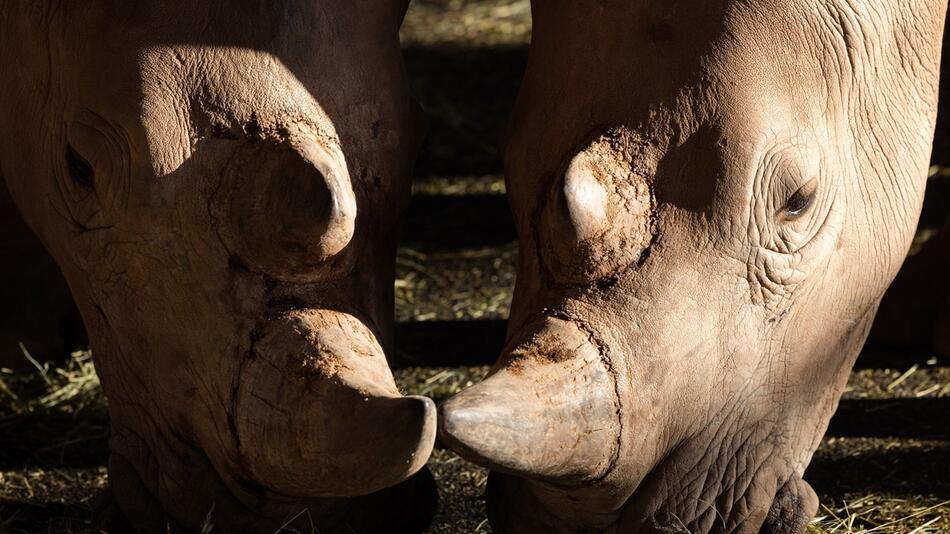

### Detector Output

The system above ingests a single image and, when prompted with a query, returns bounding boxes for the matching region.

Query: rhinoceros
[0,1,436,531]
[439,1,947,532]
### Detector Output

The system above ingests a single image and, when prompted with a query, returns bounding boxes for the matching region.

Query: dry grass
[400,0,531,47]
[0,347,103,413]
[395,245,517,323]
[395,365,491,402]
[0,349,108,534]
[809,496,950,533]
[412,175,506,196]
[2,346,948,533]
[0,348,107,455]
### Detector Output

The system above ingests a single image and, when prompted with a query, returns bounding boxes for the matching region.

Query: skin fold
[439,1,947,532]
[0,1,437,532]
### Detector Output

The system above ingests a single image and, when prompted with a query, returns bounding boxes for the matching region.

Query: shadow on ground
[403,195,515,249]
[810,439,950,499]
[827,398,949,440]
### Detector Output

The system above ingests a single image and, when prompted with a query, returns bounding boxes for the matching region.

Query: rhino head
[0,1,435,531]
[440,1,946,532]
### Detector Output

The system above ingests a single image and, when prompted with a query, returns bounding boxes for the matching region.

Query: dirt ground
[2,1,949,532]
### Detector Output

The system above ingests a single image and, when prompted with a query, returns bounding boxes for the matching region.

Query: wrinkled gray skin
[0,2,437,532]
[440,1,947,533]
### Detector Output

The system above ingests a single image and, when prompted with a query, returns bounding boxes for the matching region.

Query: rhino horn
[438,317,621,483]
[232,310,436,497]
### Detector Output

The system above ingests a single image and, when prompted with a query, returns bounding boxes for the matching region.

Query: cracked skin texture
[0,1,437,532]
[438,0,947,532]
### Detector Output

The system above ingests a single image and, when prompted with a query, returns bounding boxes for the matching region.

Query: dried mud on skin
[2,0,950,532]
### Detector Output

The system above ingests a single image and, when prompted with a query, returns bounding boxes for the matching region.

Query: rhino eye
[65,143,95,189]
[780,179,817,221]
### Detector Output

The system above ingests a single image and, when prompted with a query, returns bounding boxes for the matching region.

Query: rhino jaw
[438,316,621,484]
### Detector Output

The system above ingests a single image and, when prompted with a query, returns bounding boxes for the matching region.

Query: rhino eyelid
[778,180,817,221]
[65,143,95,190]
